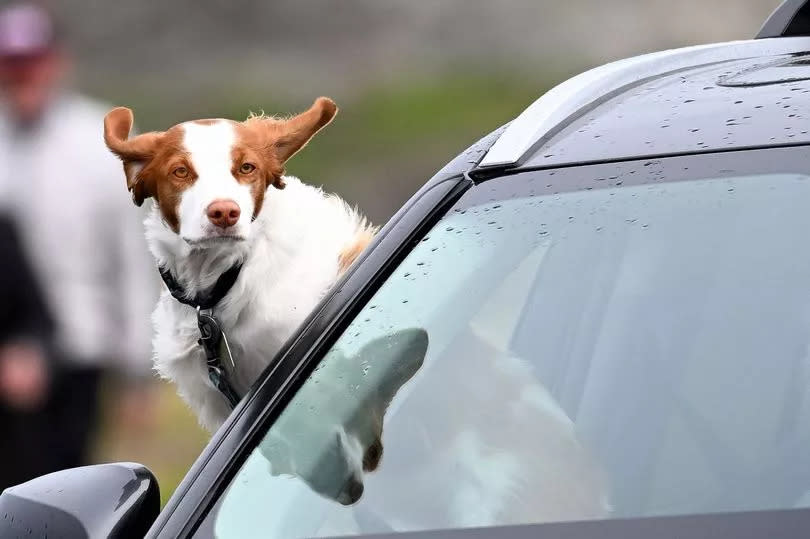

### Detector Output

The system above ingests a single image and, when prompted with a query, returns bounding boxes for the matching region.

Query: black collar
[158,263,243,310]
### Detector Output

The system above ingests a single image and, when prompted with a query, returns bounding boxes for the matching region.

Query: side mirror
[0,462,160,538]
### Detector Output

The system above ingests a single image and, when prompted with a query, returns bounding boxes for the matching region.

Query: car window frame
[154,143,810,538]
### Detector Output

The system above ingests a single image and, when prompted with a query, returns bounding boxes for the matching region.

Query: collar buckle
[197,307,241,409]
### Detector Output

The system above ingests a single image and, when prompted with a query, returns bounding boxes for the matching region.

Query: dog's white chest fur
[148,176,370,431]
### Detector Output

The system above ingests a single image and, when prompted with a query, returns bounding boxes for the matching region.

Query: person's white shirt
[0,92,156,376]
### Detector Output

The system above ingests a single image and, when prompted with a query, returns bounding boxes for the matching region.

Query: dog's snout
[207,199,241,229]
[337,478,364,505]
[348,479,364,500]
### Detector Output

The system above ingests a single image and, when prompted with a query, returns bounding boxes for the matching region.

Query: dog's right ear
[103,107,162,206]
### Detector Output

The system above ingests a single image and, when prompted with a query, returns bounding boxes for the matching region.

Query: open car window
[200,148,810,538]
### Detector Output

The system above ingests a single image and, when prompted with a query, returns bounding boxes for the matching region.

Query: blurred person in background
[0,2,156,477]
[0,214,55,490]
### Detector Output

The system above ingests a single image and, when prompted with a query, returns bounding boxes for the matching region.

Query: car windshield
[208,152,810,538]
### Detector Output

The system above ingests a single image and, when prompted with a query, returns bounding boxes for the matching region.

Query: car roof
[480,37,810,170]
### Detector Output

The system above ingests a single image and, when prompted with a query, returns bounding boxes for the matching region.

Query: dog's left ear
[274,97,338,163]
[248,97,338,190]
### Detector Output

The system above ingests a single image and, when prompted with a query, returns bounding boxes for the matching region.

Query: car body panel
[522,53,810,169]
[480,37,810,169]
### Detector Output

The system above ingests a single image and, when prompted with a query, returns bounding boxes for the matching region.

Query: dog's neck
[145,204,250,300]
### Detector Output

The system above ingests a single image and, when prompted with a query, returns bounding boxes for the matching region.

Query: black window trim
[463,143,810,209]
[472,139,810,185]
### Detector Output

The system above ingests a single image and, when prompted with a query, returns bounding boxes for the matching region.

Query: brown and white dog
[103,98,375,431]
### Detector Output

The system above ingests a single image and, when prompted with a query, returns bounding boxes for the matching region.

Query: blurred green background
[51,0,782,505]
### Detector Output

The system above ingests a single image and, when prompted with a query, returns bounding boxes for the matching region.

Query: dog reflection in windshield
[258,328,428,505]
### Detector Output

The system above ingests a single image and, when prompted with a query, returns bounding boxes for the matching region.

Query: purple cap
[0,3,56,57]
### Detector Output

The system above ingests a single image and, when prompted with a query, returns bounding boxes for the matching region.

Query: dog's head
[103,97,337,246]
[259,328,428,505]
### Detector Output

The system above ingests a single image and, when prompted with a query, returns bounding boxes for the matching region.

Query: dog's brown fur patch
[104,98,339,233]
[338,228,375,274]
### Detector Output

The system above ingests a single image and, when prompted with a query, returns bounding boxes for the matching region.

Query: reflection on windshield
[257,329,428,506]
[214,172,810,538]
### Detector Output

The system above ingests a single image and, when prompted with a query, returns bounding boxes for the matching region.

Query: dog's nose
[345,478,364,504]
[207,200,241,229]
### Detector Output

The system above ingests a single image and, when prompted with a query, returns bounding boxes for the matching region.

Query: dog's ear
[274,97,338,163]
[103,107,162,206]
[357,328,428,414]
[246,97,338,190]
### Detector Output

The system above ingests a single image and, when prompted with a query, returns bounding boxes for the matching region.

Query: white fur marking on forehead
[181,121,236,175]
[176,120,255,242]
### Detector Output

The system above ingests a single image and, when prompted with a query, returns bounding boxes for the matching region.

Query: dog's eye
[239,163,256,174]
[362,438,384,472]
[173,166,189,178]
